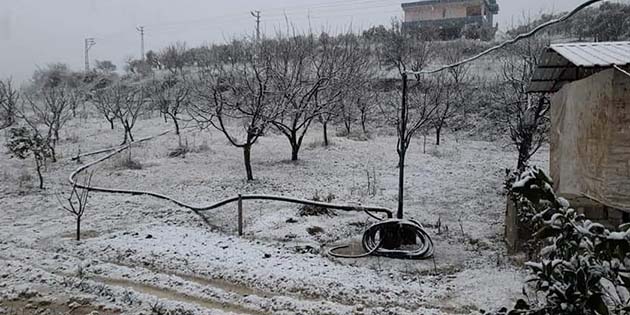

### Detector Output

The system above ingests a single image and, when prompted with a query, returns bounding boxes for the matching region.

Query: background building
[401,0,499,39]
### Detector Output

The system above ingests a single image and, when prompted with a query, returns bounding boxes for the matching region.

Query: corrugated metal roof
[528,41,630,93]
[552,42,630,67]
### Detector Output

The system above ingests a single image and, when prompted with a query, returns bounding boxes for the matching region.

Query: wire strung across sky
[93,0,403,42]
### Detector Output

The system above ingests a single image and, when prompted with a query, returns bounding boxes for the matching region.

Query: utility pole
[84,38,96,72]
[251,11,261,41]
[136,26,145,61]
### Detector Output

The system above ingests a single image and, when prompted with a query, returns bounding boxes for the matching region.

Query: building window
[466,5,482,16]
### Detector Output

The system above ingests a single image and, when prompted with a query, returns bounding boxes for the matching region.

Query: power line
[142,3,401,38]
[90,0,402,42]
[142,0,401,32]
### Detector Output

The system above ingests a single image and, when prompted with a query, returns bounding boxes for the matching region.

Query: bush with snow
[498,167,630,315]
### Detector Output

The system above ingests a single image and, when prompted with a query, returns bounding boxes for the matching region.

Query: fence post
[238,194,243,236]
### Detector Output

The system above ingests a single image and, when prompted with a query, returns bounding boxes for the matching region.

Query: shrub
[5,126,51,189]
[299,192,337,217]
[497,167,630,314]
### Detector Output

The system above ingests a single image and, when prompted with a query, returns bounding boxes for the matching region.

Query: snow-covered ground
[0,115,548,314]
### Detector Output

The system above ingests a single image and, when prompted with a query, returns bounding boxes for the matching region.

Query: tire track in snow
[0,250,263,315]
[0,245,369,314]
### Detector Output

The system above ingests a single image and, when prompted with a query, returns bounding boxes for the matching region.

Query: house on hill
[401,0,499,39]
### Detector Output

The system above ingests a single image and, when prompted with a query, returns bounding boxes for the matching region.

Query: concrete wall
[403,0,484,22]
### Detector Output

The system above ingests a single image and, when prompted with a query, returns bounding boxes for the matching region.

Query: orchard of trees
[2,14,570,187]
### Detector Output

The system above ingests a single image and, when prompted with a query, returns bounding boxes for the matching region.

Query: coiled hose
[69,131,434,260]
[328,219,434,259]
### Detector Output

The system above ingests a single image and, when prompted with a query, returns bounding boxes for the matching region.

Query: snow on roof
[529,41,630,93]
[552,41,630,67]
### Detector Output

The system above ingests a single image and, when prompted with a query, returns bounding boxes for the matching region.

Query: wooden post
[237,194,243,236]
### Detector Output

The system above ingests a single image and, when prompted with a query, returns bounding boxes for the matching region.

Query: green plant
[5,126,52,189]
[497,167,630,315]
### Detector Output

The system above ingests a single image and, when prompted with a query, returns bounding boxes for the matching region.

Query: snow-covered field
[0,115,548,314]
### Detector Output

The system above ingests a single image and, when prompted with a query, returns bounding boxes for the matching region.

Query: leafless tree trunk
[492,38,550,172]
[192,38,280,181]
[104,83,147,145]
[21,85,74,162]
[92,88,117,130]
[269,34,331,161]
[431,41,472,146]
[375,21,437,220]
[58,172,93,241]
[150,75,191,144]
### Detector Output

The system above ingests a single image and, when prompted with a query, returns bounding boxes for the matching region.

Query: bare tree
[313,33,342,146]
[338,80,377,136]
[192,39,281,180]
[393,77,443,219]
[93,82,147,144]
[340,40,377,137]
[0,79,19,130]
[116,83,147,144]
[269,33,339,161]
[356,87,377,135]
[21,85,74,162]
[92,87,118,130]
[376,21,438,219]
[58,172,93,241]
[317,32,374,144]
[160,42,189,75]
[150,75,191,140]
[492,38,550,172]
[431,41,473,145]
[375,20,433,79]
[67,85,88,118]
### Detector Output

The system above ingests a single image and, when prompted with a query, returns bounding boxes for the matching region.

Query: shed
[530,41,630,224]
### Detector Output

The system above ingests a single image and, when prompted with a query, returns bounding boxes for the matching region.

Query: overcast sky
[0,0,619,82]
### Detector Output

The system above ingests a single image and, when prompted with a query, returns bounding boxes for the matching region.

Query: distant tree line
[507,1,630,42]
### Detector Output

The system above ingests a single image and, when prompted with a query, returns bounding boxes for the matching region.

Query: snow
[0,115,549,314]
